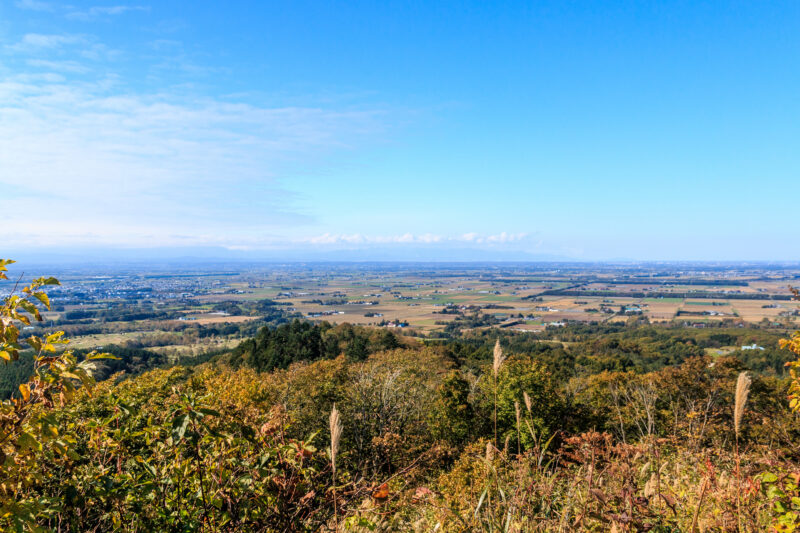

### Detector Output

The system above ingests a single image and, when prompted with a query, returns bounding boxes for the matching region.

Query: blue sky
[1,0,799,261]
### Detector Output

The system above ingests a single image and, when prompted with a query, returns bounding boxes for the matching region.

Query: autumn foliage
[2,260,800,531]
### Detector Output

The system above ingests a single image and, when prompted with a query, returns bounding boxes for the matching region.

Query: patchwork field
[13,263,799,347]
[223,267,800,332]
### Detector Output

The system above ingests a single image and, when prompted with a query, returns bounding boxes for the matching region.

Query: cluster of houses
[306,310,345,318]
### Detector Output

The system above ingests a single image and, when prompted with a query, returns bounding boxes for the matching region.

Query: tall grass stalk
[329,404,343,531]
[734,372,751,533]
[492,339,506,448]
[690,477,710,533]
[515,401,521,455]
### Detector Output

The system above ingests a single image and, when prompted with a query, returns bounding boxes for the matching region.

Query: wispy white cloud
[417,233,443,243]
[0,62,387,247]
[79,42,121,61]
[148,39,182,51]
[66,5,150,21]
[1,10,459,254]
[7,33,87,53]
[0,14,394,248]
[485,232,527,243]
[15,1,150,20]
[14,0,55,12]
[6,33,121,65]
[459,232,527,244]
[27,58,90,73]
[4,230,541,252]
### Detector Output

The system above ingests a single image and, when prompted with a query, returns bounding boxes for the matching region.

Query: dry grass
[190,315,259,325]
[734,372,751,439]
[330,403,343,530]
[329,403,342,474]
[492,339,506,377]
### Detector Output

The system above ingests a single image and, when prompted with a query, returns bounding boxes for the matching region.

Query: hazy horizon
[5,245,800,266]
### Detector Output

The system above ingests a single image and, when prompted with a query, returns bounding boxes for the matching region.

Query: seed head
[329,403,343,474]
[492,339,506,377]
[734,372,751,438]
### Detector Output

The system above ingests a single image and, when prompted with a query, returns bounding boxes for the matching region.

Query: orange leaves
[372,483,390,500]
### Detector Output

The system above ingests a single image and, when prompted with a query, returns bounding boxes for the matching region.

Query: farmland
[185,262,800,334]
[3,262,797,356]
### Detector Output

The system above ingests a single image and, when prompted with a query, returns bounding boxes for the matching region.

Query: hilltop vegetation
[225,320,403,371]
[3,260,800,531]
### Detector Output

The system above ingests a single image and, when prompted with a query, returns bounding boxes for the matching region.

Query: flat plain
[8,263,797,355]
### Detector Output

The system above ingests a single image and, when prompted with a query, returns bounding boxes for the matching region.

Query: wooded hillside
[3,261,800,531]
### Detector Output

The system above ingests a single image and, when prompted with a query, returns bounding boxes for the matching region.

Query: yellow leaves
[17,300,42,322]
[781,288,800,413]
[84,350,118,361]
[21,276,60,296]
[46,331,68,345]
[0,258,14,281]
[26,334,63,354]
[1,269,60,371]
[26,336,42,352]
[42,423,58,439]
[60,370,84,381]
[0,261,92,529]
[2,320,19,343]
[782,332,800,360]
[51,440,69,456]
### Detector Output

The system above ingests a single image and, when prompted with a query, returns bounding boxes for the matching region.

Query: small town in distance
[14,262,797,358]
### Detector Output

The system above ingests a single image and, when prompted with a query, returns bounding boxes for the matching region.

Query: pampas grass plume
[493,339,506,377]
[330,403,342,474]
[734,372,751,438]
